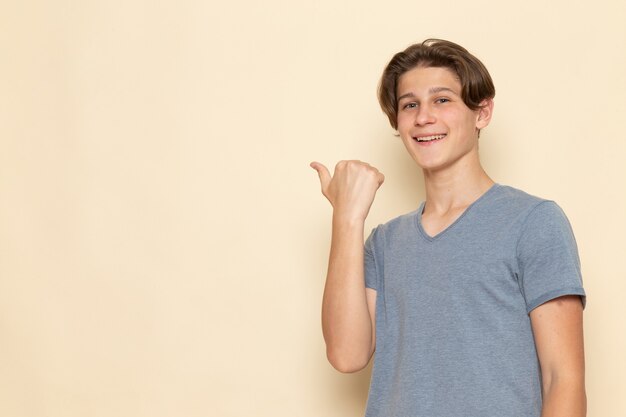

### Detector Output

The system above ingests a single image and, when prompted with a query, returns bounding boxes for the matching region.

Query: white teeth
[415,134,446,142]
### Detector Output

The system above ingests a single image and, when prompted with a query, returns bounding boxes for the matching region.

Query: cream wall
[1,0,624,416]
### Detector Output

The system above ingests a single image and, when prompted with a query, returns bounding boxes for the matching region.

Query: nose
[414,104,436,126]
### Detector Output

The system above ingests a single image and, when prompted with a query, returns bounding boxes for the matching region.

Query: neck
[422,157,494,215]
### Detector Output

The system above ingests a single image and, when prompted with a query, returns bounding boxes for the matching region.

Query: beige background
[1,0,625,416]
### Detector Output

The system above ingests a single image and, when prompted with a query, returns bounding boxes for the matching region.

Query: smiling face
[396,65,493,173]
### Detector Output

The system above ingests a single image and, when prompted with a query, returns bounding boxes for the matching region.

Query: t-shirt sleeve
[364,226,382,292]
[517,201,586,313]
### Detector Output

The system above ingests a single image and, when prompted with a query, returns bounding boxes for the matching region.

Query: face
[396,66,492,173]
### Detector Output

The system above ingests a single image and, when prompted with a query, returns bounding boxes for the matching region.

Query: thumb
[310,161,331,190]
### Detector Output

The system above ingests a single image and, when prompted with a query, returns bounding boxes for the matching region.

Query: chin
[408,154,443,170]
[413,157,456,173]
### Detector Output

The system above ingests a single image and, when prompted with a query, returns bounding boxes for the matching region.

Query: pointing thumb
[310,161,331,190]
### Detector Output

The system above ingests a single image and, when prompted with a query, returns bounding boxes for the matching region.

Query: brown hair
[378,39,495,130]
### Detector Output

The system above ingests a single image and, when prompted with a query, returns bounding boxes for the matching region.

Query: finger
[310,161,331,189]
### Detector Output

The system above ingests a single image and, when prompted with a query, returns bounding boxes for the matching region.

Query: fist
[310,160,384,222]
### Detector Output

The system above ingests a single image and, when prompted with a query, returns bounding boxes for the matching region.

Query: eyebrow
[396,86,459,103]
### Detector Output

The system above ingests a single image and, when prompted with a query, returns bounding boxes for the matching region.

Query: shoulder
[378,209,419,234]
[509,188,580,277]
[365,209,419,251]
[486,184,566,225]
[490,184,548,211]
[496,185,572,232]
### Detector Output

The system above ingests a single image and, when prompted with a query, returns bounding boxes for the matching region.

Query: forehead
[397,66,461,97]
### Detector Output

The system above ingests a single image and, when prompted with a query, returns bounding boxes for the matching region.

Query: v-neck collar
[415,183,500,242]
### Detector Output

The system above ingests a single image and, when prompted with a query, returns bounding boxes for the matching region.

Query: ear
[475,99,494,130]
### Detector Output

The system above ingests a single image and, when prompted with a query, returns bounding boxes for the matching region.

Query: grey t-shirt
[364,184,585,417]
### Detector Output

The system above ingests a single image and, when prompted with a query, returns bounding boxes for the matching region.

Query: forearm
[321,215,373,373]
[541,377,586,417]
[531,296,586,417]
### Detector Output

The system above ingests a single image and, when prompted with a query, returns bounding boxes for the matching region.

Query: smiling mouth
[413,134,447,143]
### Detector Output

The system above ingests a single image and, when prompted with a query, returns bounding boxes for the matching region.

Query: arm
[530,295,586,417]
[311,160,383,373]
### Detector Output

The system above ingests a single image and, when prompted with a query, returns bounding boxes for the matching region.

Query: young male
[311,39,586,417]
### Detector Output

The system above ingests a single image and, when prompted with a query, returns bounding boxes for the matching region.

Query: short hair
[378,39,496,130]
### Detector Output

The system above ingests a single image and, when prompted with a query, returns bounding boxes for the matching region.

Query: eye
[402,102,417,110]
[435,98,450,104]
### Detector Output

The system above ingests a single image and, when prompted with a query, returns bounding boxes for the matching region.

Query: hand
[310,160,385,222]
